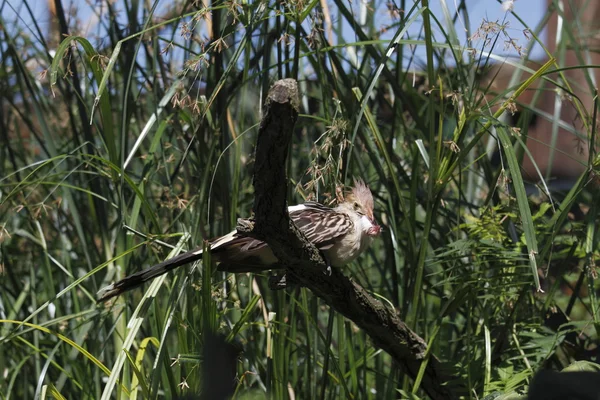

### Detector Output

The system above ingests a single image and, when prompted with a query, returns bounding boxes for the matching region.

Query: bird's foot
[319,251,333,276]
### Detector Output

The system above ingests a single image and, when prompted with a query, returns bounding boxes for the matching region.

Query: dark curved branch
[236,78,458,400]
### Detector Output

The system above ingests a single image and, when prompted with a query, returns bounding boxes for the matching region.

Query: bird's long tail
[96,247,206,302]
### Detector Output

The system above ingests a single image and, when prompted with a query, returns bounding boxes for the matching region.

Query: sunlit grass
[1,0,599,398]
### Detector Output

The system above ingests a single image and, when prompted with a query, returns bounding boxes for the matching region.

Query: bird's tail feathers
[97,230,261,302]
[97,246,206,302]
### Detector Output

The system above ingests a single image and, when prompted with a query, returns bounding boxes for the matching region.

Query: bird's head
[345,179,382,237]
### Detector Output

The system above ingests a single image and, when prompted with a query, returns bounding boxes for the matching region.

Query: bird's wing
[289,202,353,250]
[212,202,353,256]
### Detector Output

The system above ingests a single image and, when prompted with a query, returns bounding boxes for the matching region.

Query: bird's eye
[353,201,363,213]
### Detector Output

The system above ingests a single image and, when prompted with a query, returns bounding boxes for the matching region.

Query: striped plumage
[97,179,381,302]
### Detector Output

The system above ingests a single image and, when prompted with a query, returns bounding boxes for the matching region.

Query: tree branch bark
[237,78,457,400]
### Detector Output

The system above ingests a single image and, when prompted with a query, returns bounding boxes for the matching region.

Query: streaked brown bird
[97,179,381,302]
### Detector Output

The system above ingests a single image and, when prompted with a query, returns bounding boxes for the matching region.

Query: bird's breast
[322,225,365,267]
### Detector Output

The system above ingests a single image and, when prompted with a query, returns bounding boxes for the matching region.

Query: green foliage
[1,0,599,398]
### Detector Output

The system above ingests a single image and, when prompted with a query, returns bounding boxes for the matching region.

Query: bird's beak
[367,213,382,236]
[368,222,381,236]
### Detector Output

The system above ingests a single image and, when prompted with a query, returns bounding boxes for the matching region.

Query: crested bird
[97,179,381,302]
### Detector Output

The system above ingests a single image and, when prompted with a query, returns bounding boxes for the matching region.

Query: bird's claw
[318,250,333,276]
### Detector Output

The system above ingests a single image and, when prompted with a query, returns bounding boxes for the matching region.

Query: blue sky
[456,0,546,59]
[1,0,547,62]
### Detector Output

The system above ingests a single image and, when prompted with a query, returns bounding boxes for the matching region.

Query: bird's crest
[345,178,374,212]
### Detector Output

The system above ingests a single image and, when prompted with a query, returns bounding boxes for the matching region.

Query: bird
[97,179,381,302]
